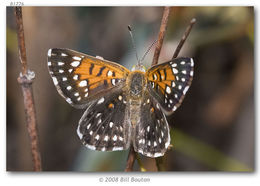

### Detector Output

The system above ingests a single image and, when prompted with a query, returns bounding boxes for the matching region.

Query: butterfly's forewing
[146,57,194,115]
[133,91,170,158]
[77,89,131,151]
[47,48,130,109]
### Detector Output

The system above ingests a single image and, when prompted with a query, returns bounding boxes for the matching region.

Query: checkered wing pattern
[77,89,131,151]
[146,57,194,115]
[133,92,170,157]
[47,48,130,109]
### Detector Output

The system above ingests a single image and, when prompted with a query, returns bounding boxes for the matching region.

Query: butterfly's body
[127,70,146,128]
[47,48,194,157]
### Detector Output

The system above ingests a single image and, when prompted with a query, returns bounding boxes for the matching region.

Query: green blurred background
[6,7,254,171]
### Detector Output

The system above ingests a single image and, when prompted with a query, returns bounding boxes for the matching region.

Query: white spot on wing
[172,68,178,74]
[104,136,108,141]
[109,122,113,128]
[48,62,51,66]
[48,49,52,57]
[66,98,72,104]
[95,135,100,140]
[153,152,163,157]
[52,77,58,85]
[153,74,157,80]
[182,70,187,74]
[59,69,64,73]
[58,62,64,66]
[190,71,194,76]
[71,61,80,67]
[61,53,68,56]
[74,92,79,96]
[66,86,72,90]
[79,80,87,87]
[190,58,194,67]
[112,79,116,86]
[171,63,177,67]
[86,144,96,150]
[73,75,78,80]
[107,70,113,77]
[97,97,105,104]
[96,113,101,118]
[113,135,117,141]
[112,147,123,151]
[181,61,186,65]
[73,56,81,61]
[166,86,171,94]
[183,86,189,95]
[62,77,67,81]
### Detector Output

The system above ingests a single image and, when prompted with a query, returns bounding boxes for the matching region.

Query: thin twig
[151,7,171,66]
[125,146,136,172]
[136,154,147,172]
[172,18,196,59]
[155,156,166,171]
[14,7,42,171]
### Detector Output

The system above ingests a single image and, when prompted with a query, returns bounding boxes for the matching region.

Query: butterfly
[47,48,194,158]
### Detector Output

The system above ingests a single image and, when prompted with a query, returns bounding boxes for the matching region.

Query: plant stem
[125,146,136,172]
[152,7,171,66]
[172,18,196,59]
[14,7,42,171]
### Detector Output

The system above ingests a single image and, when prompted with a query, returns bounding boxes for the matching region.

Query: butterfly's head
[131,64,146,72]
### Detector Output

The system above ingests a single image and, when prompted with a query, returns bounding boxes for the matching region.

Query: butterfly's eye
[131,65,136,71]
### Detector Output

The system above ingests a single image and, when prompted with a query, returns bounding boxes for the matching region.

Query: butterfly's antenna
[140,39,158,62]
[128,25,140,65]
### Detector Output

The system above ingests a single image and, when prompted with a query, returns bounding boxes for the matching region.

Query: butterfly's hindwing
[133,92,170,158]
[146,57,194,115]
[77,89,131,151]
[47,48,130,108]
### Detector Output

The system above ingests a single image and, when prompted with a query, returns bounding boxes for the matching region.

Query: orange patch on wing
[165,68,175,81]
[74,62,92,76]
[89,81,101,90]
[157,82,166,93]
[108,103,114,108]
[159,70,166,80]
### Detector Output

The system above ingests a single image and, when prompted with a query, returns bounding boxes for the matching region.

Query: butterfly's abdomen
[126,71,146,127]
